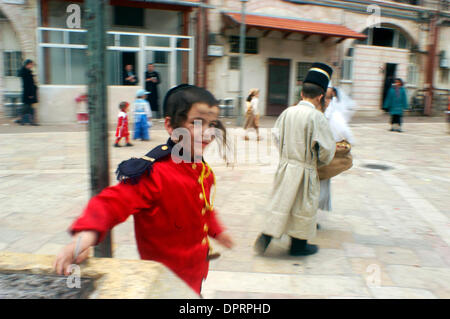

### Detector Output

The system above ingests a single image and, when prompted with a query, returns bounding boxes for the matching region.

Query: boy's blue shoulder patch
[115,138,175,184]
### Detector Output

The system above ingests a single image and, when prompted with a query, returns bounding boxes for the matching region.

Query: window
[229,36,258,54]
[372,28,394,47]
[229,56,240,70]
[296,62,313,82]
[440,69,449,84]
[357,27,411,49]
[408,54,419,86]
[113,6,144,27]
[3,51,22,77]
[153,51,168,64]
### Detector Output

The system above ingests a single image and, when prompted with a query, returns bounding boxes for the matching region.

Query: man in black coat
[123,64,138,85]
[17,59,38,125]
[144,63,161,118]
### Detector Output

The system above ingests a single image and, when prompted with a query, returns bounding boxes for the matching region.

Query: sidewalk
[0,117,449,298]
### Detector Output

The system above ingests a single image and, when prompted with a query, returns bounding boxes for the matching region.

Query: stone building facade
[0,0,449,121]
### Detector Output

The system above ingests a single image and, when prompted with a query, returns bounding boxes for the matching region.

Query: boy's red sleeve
[207,209,225,238]
[69,175,160,244]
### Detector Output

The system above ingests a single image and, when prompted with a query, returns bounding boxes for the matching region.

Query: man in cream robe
[255,62,336,256]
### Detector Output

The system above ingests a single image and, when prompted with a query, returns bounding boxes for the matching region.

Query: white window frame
[37,27,194,86]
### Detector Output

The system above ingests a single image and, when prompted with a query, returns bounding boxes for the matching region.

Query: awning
[222,12,367,41]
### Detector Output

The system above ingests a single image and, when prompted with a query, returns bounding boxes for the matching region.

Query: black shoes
[114,143,121,147]
[289,238,319,256]
[254,233,272,254]
[126,143,133,147]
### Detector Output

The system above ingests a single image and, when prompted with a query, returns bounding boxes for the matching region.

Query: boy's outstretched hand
[53,231,98,276]
[216,232,234,249]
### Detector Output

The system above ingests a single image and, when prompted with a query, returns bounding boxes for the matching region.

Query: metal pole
[237,0,247,126]
[85,0,112,258]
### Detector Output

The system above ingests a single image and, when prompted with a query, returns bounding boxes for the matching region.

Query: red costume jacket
[70,156,224,294]
[115,112,129,138]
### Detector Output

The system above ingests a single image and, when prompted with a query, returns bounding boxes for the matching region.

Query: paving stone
[369,287,437,299]
[34,243,65,256]
[386,265,450,293]
[1,121,449,298]
[375,246,421,266]
[0,228,27,244]
[302,249,353,275]
[343,243,377,258]
[5,233,53,254]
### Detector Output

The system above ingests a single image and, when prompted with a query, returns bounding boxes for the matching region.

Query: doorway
[266,58,291,116]
[382,63,397,109]
[121,52,137,85]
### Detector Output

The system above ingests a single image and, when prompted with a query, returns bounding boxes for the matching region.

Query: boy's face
[165,102,220,160]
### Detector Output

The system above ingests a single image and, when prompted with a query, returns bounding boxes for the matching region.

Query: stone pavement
[0,115,449,299]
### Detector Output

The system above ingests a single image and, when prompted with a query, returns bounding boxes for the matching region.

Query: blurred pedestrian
[243,88,261,141]
[318,86,355,212]
[254,63,336,257]
[133,89,152,141]
[144,63,161,118]
[123,64,138,85]
[114,101,133,147]
[53,84,234,296]
[17,59,38,125]
[383,78,409,132]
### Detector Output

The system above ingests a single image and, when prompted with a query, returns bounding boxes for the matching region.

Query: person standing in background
[123,64,138,86]
[145,63,161,118]
[17,59,38,125]
[383,78,409,132]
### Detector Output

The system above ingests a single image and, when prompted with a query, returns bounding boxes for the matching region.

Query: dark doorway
[266,58,291,116]
[122,52,137,84]
[382,63,397,109]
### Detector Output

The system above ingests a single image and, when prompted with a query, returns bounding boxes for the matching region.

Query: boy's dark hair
[119,101,129,110]
[301,82,325,99]
[164,85,219,128]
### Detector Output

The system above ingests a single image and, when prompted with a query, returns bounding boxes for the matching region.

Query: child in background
[114,101,133,147]
[243,88,261,141]
[54,84,234,296]
[133,89,152,141]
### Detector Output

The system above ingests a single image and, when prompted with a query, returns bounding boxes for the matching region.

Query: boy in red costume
[114,101,133,147]
[54,85,234,295]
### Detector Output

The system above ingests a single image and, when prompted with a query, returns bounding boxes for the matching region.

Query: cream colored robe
[264,101,336,240]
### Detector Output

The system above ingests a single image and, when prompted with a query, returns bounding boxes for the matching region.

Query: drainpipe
[195,6,204,86]
[203,0,209,89]
[424,12,440,116]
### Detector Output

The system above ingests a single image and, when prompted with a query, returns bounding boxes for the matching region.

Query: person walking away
[145,63,161,118]
[17,59,38,125]
[123,64,138,86]
[133,89,152,141]
[243,88,261,141]
[383,78,409,132]
[114,101,133,147]
[254,63,336,256]
[53,85,234,296]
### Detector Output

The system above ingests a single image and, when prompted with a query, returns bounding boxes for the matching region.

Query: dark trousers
[391,114,402,126]
[21,104,34,124]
